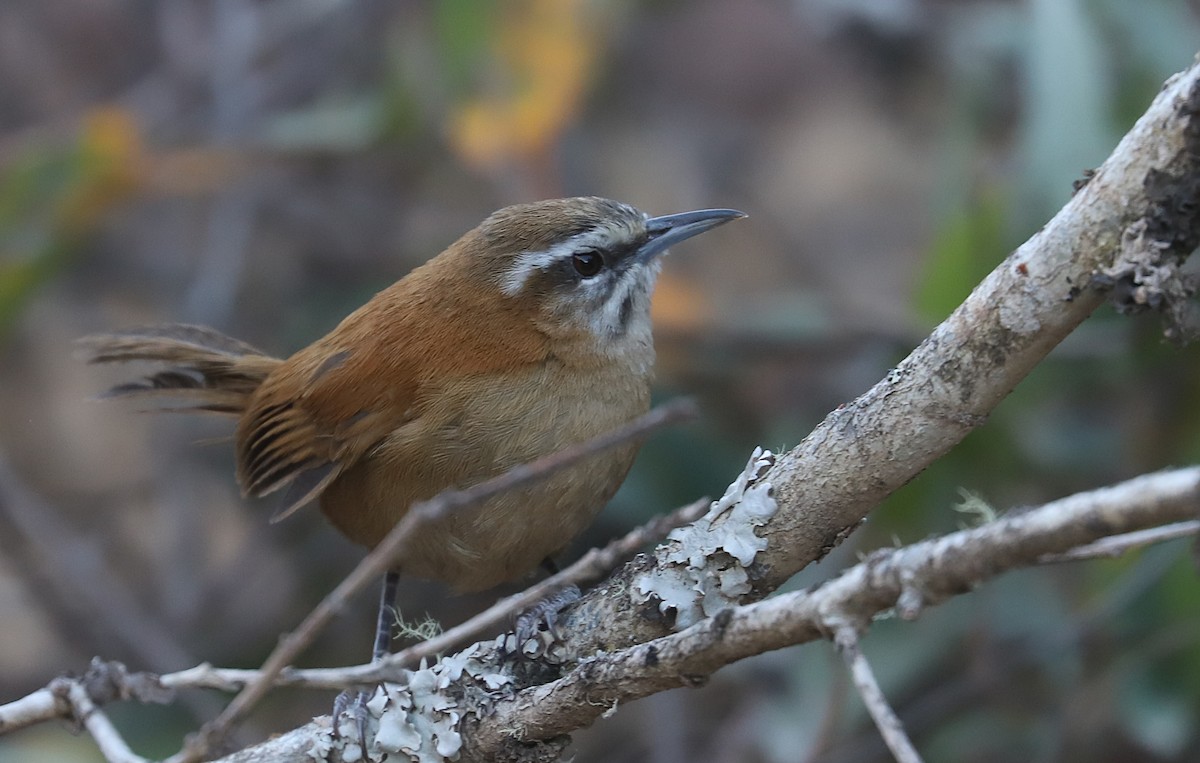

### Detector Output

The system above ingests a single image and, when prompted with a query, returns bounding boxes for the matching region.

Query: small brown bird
[82,196,743,661]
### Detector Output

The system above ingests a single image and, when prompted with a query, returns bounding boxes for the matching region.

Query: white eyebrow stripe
[499,223,635,297]
[499,245,567,297]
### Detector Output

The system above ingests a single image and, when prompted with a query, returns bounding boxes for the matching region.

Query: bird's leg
[372,569,401,660]
[513,557,581,649]
[333,570,401,751]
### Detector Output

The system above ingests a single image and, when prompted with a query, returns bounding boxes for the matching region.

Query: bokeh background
[2,1,1199,761]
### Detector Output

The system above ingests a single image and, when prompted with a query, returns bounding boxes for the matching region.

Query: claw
[514,583,582,650]
[332,688,373,755]
[328,572,400,757]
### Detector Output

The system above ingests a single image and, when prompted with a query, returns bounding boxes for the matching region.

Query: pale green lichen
[310,642,512,762]
[633,448,778,629]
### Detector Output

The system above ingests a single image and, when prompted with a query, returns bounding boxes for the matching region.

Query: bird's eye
[572,250,604,278]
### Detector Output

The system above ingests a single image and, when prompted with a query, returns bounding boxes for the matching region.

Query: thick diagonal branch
[464,468,1200,757]
[560,54,1200,659]
[208,466,1200,761]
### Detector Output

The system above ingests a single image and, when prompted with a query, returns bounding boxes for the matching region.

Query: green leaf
[915,189,1009,322]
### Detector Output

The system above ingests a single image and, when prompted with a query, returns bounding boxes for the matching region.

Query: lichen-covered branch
[459,467,1199,760]
[0,499,709,738]
[7,48,1200,763]
[201,466,1199,762]
[558,51,1200,660]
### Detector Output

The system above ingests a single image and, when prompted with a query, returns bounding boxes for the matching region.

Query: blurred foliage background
[0,1,1198,761]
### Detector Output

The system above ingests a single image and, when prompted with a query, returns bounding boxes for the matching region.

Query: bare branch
[55,678,150,763]
[10,466,1191,760]
[0,498,709,739]
[465,467,1200,758]
[172,498,713,693]
[360,496,712,684]
[0,688,61,735]
[1,659,172,753]
[1039,519,1200,563]
[833,626,924,763]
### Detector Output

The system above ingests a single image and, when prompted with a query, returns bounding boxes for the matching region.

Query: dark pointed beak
[637,208,747,263]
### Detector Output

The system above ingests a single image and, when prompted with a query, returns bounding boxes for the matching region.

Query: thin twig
[1,659,172,736]
[179,397,698,761]
[0,453,222,730]
[55,679,150,763]
[5,467,1197,759]
[167,496,711,691]
[833,626,924,763]
[1039,520,1200,563]
[0,689,61,734]
[0,497,709,736]
[363,495,712,682]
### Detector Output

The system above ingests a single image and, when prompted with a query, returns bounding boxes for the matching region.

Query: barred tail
[78,324,281,415]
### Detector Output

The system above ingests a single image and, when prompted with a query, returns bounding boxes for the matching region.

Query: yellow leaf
[449,0,601,170]
[57,107,142,230]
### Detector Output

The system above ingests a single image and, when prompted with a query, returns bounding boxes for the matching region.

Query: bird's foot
[511,583,581,655]
[331,687,376,756]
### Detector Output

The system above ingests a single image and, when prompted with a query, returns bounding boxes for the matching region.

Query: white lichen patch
[309,642,512,762]
[633,448,778,629]
[307,721,336,761]
[998,298,1041,335]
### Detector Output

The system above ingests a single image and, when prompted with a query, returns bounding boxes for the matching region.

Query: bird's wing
[234,274,552,522]
[235,342,415,522]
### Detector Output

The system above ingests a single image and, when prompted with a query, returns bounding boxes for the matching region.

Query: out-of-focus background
[1,1,1199,761]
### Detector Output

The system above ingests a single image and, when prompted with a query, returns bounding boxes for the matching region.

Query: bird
[81,196,745,668]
